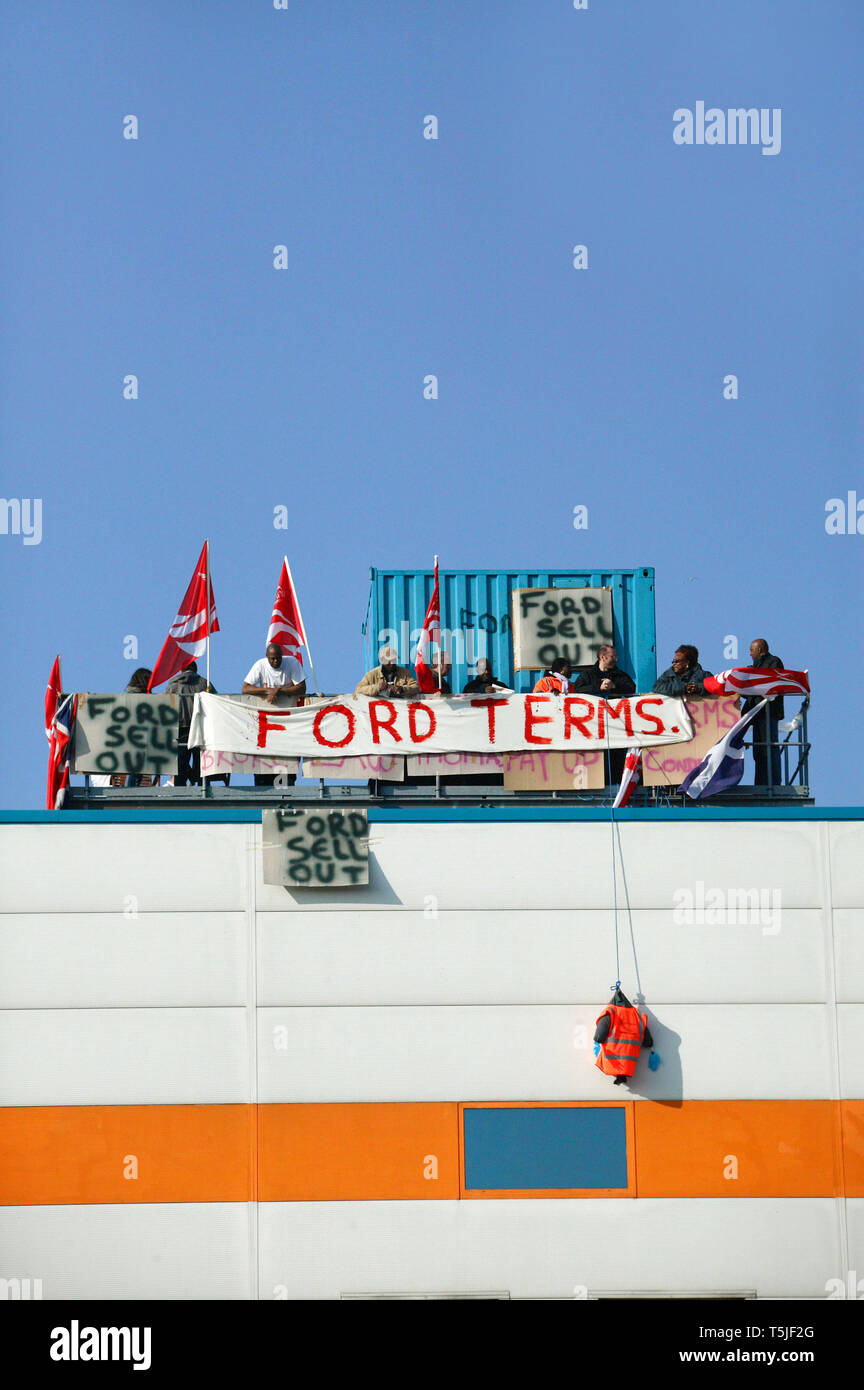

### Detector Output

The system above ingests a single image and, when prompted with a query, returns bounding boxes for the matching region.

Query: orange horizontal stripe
[635,1100,844,1198]
[0,1104,252,1206]
[259,1102,459,1200]
[0,1100,861,1206]
[841,1101,864,1198]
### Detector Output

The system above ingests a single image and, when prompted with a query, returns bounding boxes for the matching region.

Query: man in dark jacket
[743,638,784,788]
[463,657,511,695]
[167,662,215,786]
[428,655,452,696]
[571,645,636,697]
[653,645,712,698]
[572,646,636,784]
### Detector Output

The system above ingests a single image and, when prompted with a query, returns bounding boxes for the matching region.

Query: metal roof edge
[1,807,861,825]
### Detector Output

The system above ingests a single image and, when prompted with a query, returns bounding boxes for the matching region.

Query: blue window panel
[463,1106,628,1190]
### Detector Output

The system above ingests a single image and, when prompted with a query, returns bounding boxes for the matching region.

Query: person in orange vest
[533,658,572,694]
[594,988,654,1085]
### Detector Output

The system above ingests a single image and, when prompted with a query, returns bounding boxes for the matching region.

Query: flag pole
[202,538,212,800]
[285,556,320,696]
[205,538,212,691]
[434,556,442,691]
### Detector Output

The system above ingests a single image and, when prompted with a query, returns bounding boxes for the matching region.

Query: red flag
[45,654,62,740]
[148,542,219,691]
[613,747,643,808]
[267,558,309,665]
[415,559,441,694]
[702,667,809,699]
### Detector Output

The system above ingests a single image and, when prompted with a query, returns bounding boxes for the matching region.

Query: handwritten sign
[73,693,178,776]
[641,697,741,786]
[303,755,405,781]
[261,808,369,887]
[190,692,692,757]
[200,751,300,776]
[406,753,505,775]
[502,750,605,790]
[407,750,604,788]
[511,587,614,670]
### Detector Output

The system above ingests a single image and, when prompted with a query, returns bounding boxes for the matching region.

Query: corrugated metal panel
[365,567,656,693]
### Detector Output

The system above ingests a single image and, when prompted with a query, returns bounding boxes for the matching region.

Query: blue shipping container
[364,567,656,694]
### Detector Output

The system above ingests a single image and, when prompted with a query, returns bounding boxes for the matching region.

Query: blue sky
[2,1,861,807]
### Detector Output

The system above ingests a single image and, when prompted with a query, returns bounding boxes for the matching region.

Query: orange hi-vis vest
[533,673,569,694]
[595,1005,647,1077]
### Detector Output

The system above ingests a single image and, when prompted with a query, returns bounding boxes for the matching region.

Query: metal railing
[74,696,812,809]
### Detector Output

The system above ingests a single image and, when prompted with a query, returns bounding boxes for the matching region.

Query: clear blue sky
[1,1,861,807]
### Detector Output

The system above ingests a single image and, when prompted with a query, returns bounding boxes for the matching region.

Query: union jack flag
[47,692,78,810]
[613,747,643,808]
[702,667,809,699]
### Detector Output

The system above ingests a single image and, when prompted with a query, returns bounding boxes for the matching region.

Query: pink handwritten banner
[200,750,300,776]
[641,697,741,786]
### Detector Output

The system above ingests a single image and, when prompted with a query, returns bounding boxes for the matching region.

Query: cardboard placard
[261,808,369,887]
[511,587,614,670]
[641,696,741,786]
[502,750,606,790]
[73,693,178,776]
[303,755,405,781]
[200,751,300,776]
[406,753,505,775]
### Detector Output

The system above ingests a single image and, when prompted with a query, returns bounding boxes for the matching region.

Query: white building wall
[1,814,861,1299]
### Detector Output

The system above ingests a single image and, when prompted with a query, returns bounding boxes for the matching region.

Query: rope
[615,818,643,999]
[605,696,643,998]
[606,700,621,986]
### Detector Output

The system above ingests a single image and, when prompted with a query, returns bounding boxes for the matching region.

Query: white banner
[189,692,693,757]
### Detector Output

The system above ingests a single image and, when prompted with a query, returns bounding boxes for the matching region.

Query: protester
[121,668,155,787]
[428,654,452,696]
[242,642,305,704]
[653,645,712,698]
[242,642,306,786]
[744,638,785,787]
[125,668,152,694]
[533,657,572,694]
[167,661,215,787]
[571,645,636,697]
[355,646,420,698]
[569,646,636,786]
[463,658,511,695]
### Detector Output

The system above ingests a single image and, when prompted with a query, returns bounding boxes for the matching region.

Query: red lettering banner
[189,693,693,758]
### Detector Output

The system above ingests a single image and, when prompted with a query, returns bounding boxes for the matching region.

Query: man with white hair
[355,646,420,699]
